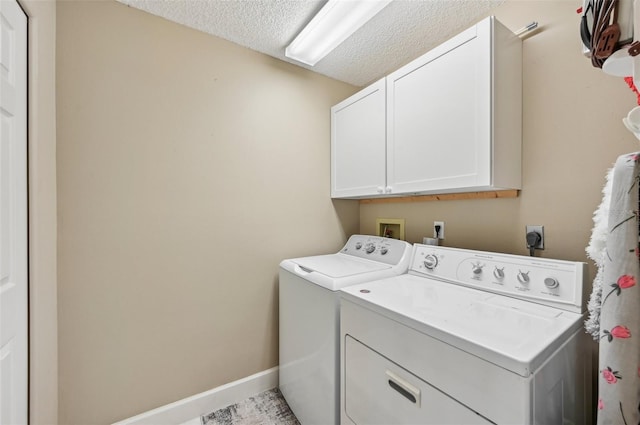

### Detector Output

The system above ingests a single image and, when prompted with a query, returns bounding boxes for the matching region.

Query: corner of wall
[21,0,58,423]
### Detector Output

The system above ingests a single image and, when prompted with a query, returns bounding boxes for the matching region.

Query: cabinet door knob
[376,186,384,194]
[385,186,392,193]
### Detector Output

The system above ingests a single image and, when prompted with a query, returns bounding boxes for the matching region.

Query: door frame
[15,0,58,423]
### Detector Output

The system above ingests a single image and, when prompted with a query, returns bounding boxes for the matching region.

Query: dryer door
[344,336,493,425]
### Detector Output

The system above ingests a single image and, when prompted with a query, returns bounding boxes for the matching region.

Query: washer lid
[340,274,583,377]
[292,254,390,278]
[280,253,395,291]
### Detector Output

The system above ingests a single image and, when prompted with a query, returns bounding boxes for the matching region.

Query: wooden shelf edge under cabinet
[359,190,519,204]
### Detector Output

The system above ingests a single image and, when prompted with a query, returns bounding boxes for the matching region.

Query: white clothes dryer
[279,235,412,425]
[340,244,592,425]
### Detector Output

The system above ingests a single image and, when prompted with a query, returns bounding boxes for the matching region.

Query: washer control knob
[365,243,376,254]
[517,270,530,284]
[493,267,505,280]
[380,247,389,255]
[472,263,484,275]
[355,242,363,250]
[544,277,559,289]
[424,254,438,270]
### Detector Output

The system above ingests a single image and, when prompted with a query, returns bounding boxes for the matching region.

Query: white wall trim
[113,367,279,425]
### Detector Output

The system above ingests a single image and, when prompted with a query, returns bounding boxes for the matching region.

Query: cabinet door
[331,79,386,198]
[387,19,492,194]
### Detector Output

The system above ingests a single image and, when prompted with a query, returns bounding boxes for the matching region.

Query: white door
[386,19,491,194]
[0,0,28,423]
[331,78,387,198]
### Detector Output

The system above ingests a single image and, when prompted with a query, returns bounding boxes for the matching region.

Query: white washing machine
[340,244,591,425]
[279,235,412,425]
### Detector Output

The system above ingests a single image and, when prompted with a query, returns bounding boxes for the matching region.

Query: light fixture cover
[285,0,393,66]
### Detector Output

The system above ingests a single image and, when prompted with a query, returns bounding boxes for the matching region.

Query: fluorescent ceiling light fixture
[285,0,393,66]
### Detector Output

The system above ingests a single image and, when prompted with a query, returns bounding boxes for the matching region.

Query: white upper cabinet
[331,79,387,198]
[387,16,521,195]
[331,16,522,199]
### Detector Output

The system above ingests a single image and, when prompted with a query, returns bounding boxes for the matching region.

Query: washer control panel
[410,244,586,313]
[341,235,411,266]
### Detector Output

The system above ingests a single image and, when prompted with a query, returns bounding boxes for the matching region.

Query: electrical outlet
[434,221,445,239]
[525,225,544,249]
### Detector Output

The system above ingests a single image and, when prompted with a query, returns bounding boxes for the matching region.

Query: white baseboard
[113,366,279,425]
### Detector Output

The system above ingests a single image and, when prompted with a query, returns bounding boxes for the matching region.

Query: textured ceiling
[116,0,505,87]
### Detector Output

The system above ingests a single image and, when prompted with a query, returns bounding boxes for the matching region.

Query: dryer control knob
[517,270,530,284]
[424,254,438,270]
[544,277,559,289]
[365,243,376,254]
[472,263,484,275]
[380,247,389,255]
[355,242,363,250]
[493,267,505,279]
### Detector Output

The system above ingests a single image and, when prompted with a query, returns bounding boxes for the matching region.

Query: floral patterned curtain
[597,153,640,424]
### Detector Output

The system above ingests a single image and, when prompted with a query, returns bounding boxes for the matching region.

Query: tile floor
[180,388,299,425]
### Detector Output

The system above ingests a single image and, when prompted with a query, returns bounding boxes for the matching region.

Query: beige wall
[56,1,358,423]
[362,1,637,261]
[21,0,58,423]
